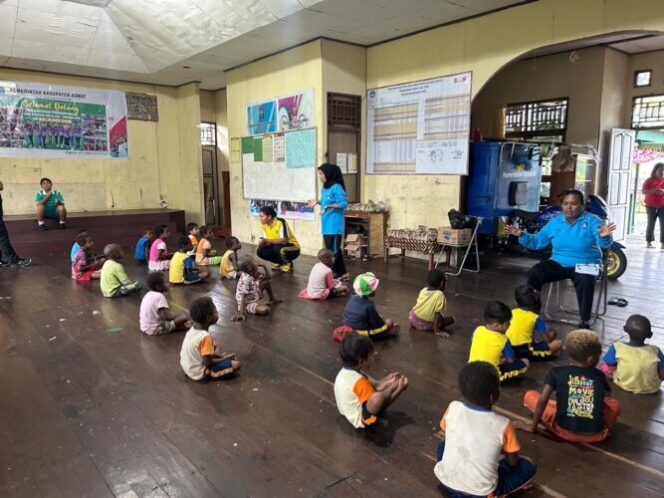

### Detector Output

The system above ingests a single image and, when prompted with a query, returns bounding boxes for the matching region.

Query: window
[632,94,664,129]
[504,98,568,142]
[634,70,652,88]
[200,122,216,146]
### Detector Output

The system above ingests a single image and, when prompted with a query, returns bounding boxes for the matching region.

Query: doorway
[200,122,222,229]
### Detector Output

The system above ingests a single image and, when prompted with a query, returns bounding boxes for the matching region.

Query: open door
[607,129,635,242]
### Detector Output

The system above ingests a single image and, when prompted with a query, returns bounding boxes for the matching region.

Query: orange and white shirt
[434,401,521,495]
[195,238,212,265]
[333,367,376,428]
[179,327,215,380]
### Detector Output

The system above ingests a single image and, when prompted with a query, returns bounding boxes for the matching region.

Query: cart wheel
[606,247,627,280]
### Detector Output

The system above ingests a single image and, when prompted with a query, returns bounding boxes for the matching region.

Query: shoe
[280,263,293,273]
[37,224,47,231]
[0,261,10,269]
[58,223,66,230]
[578,321,591,330]
[271,263,281,270]
[15,258,31,268]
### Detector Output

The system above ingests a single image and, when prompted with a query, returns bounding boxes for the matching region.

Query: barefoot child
[299,248,348,300]
[600,315,664,394]
[72,233,104,281]
[134,228,153,264]
[70,228,88,261]
[100,244,142,297]
[469,301,529,381]
[506,285,562,360]
[195,225,222,266]
[140,272,192,335]
[148,225,172,272]
[435,361,536,496]
[522,329,621,443]
[187,222,200,252]
[180,296,241,381]
[169,235,209,285]
[334,272,399,342]
[233,256,281,321]
[408,268,454,337]
[220,236,241,279]
[333,333,408,428]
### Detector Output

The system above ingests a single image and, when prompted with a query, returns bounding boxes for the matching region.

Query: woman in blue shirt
[506,190,615,328]
[309,163,349,279]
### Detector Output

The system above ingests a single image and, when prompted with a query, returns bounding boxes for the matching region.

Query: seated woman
[256,206,300,273]
[35,177,66,230]
[506,189,615,329]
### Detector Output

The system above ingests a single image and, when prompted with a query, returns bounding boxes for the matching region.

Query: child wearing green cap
[333,272,399,342]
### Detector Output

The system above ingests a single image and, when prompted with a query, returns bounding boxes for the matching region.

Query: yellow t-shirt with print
[412,288,446,322]
[506,308,539,347]
[261,218,300,249]
[468,326,509,368]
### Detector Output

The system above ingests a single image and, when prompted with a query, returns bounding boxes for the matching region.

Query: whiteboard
[242,128,317,202]
[366,72,471,175]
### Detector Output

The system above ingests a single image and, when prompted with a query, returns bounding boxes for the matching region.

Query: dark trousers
[436,441,536,497]
[527,260,595,323]
[256,243,300,265]
[645,205,664,243]
[323,234,347,277]
[0,219,19,263]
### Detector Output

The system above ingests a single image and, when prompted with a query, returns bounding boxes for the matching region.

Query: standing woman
[642,162,664,249]
[309,163,349,280]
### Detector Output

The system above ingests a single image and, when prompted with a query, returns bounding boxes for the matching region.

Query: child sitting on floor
[187,222,200,252]
[148,225,172,272]
[100,244,142,297]
[506,285,562,360]
[333,272,399,342]
[468,301,529,381]
[134,228,153,264]
[435,361,536,497]
[333,333,408,429]
[70,228,89,261]
[169,235,209,285]
[180,296,241,381]
[72,233,104,281]
[600,314,664,394]
[299,248,348,300]
[220,236,241,279]
[232,256,281,321]
[196,225,222,266]
[521,329,621,443]
[140,272,192,335]
[408,268,454,337]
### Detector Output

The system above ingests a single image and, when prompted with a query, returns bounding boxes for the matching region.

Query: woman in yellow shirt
[256,206,301,272]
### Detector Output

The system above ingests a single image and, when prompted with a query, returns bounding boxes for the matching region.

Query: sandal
[608,297,628,307]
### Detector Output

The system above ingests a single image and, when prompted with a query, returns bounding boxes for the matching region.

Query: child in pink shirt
[299,248,348,300]
[149,224,172,272]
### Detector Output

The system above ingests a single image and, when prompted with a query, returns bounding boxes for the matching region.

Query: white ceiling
[0,0,527,89]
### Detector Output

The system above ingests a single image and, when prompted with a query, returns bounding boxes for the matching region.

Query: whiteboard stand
[435,216,482,276]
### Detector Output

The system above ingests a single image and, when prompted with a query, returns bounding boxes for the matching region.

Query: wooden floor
[1,238,663,498]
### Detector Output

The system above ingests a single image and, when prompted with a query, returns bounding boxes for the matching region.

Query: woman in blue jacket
[309,163,349,279]
[506,189,615,328]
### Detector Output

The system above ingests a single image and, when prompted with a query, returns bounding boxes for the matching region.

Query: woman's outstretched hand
[598,222,616,238]
[505,225,523,237]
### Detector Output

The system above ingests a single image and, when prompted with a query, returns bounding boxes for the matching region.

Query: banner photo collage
[0,80,129,159]
[248,198,315,221]
[246,88,314,136]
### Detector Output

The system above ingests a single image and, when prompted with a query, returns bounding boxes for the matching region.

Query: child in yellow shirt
[220,236,241,279]
[408,268,454,337]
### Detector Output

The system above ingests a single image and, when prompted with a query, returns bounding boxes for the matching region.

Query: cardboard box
[437,227,472,245]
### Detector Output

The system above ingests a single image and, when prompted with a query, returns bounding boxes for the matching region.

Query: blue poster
[285,128,316,169]
[247,100,277,135]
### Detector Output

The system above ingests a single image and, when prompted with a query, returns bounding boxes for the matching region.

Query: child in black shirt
[519,329,621,443]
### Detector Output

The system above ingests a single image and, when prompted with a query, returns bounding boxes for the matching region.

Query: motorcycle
[501,195,627,280]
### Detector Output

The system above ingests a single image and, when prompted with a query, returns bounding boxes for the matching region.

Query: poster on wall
[0,80,128,159]
[246,89,315,136]
[249,199,315,221]
[366,72,471,175]
[247,100,277,135]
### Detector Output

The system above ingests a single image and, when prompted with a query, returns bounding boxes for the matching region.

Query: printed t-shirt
[434,401,521,496]
[261,218,300,249]
[306,262,334,299]
[468,326,515,368]
[545,365,610,434]
[643,176,664,208]
[70,242,81,261]
[411,288,445,322]
[603,343,664,394]
[506,308,547,346]
[343,295,385,332]
[236,272,261,310]
[72,249,91,280]
[333,367,376,428]
[140,291,169,334]
[180,327,215,380]
[35,189,64,210]
[100,260,128,297]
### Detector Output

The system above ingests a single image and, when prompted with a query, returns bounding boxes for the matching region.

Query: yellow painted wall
[199,90,216,123]
[625,49,664,126]
[226,40,324,255]
[214,89,229,173]
[0,68,205,223]
[366,0,664,231]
